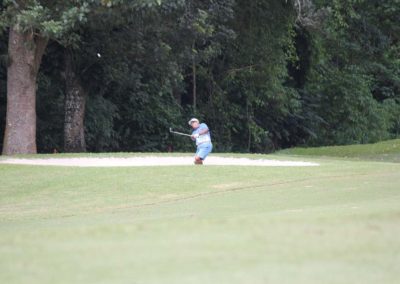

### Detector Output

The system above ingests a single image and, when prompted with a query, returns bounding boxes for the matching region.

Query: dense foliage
[0,0,399,153]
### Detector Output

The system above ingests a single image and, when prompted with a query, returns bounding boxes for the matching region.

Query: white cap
[188,118,199,125]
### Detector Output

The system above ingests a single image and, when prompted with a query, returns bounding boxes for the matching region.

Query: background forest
[0,0,399,154]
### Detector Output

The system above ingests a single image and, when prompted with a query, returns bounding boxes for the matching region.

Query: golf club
[169,127,192,137]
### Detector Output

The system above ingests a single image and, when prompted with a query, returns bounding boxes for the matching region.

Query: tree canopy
[0,0,399,154]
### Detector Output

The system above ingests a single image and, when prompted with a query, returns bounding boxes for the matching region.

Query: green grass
[1,144,400,284]
[279,138,400,162]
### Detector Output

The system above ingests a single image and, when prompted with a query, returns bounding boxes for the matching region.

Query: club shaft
[171,131,191,137]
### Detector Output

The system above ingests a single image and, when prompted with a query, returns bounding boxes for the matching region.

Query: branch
[11,0,25,10]
[33,34,49,75]
[10,0,19,8]
[225,64,260,75]
[292,0,329,29]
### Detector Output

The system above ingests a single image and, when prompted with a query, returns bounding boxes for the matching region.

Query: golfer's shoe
[194,160,203,165]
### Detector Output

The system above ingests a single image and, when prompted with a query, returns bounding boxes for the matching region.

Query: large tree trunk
[63,50,87,153]
[2,26,48,155]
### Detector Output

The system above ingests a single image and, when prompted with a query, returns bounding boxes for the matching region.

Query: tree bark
[172,86,182,105]
[2,25,48,155]
[192,54,197,113]
[191,39,197,113]
[63,49,87,153]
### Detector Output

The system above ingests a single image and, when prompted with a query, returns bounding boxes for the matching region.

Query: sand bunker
[0,156,319,167]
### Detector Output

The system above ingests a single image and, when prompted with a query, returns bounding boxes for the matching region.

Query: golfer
[188,118,213,165]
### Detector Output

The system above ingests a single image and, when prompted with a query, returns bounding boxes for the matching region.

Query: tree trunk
[247,100,251,152]
[192,40,197,113]
[63,50,87,153]
[172,86,182,106]
[192,55,197,113]
[2,26,48,155]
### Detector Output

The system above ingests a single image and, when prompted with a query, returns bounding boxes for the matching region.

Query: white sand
[0,156,319,167]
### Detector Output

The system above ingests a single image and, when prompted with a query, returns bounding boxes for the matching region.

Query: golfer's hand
[191,133,199,139]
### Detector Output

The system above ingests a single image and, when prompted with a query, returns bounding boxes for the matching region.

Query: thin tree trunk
[2,26,48,155]
[247,100,251,152]
[63,49,86,153]
[172,86,182,105]
[192,57,197,113]
[192,41,197,113]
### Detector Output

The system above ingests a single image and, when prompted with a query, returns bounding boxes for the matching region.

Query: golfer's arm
[198,129,209,135]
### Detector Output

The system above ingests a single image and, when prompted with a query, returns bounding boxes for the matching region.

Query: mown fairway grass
[1,141,399,284]
[280,138,400,163]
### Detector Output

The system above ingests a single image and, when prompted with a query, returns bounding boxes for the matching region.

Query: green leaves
[16,1,49,31]
[40,20,64,37]
[0,1,93,39]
